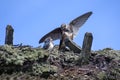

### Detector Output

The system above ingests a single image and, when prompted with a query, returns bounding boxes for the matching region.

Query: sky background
[0,0,120,50]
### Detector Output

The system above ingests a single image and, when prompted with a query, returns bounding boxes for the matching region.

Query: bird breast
[49,42,54,50]
[64,32,73,40]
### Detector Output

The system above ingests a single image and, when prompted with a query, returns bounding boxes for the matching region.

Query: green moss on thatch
[0,45,120,80]
[0,45,48,65]
[95,48,120,60]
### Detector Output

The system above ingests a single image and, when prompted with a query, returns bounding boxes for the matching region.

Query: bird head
[44,37,53,43]
[61,24,71,32]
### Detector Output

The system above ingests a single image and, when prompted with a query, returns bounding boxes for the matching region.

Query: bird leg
[59,35,66,50]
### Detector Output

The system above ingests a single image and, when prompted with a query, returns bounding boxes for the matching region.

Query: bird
[39,11,92,50]
[43,37,54,50]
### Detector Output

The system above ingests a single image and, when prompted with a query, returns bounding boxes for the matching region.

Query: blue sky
[0,0,120,50]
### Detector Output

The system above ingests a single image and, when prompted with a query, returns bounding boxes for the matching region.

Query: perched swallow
[43,37,54,50]
[39,11,92,50]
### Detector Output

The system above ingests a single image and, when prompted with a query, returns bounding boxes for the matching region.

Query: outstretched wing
[39,27,62,43]
[69,11,92,36]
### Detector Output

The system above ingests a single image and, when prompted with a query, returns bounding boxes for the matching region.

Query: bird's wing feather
[69,11,92,36]
[39,27,62,43]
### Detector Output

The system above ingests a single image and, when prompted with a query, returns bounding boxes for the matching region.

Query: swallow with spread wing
[39,11,92,50]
